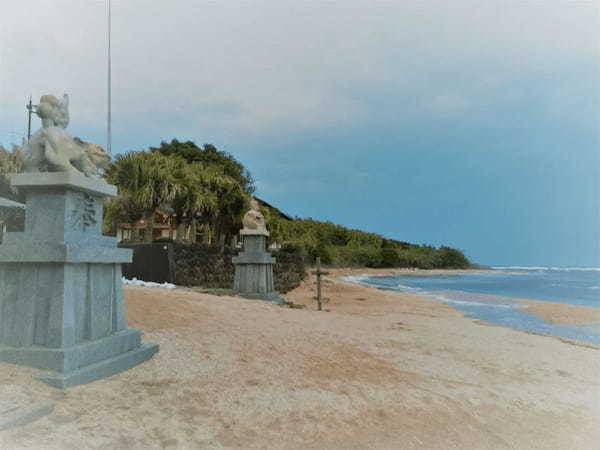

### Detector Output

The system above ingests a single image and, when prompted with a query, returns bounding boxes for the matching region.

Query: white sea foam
[395,283,422,291]
[123,277,176,289]
[425,293,516,309]
[344,275,515,307]
[339,275,371,284]
[493,266,600,272]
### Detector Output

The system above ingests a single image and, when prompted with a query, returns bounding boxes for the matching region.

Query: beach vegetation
[105,151,183,242]
[105,140,251,246]
[260,210,471,269]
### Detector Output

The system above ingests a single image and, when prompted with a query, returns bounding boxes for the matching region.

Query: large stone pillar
[233,229,283,303]
[0,172,158,388]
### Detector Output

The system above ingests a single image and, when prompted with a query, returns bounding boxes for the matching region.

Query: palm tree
[170,161,220,242]
[105,146,252,245]
[105,151,181,242]
[103,192,146,240]
[206,174,248,246]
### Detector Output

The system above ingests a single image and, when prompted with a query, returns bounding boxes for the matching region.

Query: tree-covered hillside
[261,207,471,269]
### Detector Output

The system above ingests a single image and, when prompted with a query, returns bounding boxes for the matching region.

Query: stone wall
[121,242,306,294]
[174,243,237,288]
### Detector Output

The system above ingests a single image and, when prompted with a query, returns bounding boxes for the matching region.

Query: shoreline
[324,267,493,277]
[329,267,600,329]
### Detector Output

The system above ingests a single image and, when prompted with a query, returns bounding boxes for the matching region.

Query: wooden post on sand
[312,257,330,311]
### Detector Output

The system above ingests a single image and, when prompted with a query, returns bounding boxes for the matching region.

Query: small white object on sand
[122,277,176,289]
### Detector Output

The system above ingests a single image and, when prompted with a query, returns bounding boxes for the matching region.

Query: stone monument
[233,199,283,303]
[0,94,158,388]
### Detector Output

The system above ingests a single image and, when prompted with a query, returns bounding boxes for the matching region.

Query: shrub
[380,248,400,267]
[272,246,307,293]
[435,246,470,269]
[173,242,306,293]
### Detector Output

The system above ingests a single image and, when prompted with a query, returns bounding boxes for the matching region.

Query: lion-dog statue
[21,94,110,178]
[242,198,268,233]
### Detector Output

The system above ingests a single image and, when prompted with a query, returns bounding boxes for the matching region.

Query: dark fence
[119,242,306,294]
[119,242,176,284]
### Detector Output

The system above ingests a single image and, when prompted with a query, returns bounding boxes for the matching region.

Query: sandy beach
[1,269,599,449]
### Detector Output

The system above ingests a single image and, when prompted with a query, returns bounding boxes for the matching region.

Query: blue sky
[1,1,598,266]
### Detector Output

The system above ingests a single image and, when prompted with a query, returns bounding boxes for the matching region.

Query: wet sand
[331,267,600,326]
[1,269,599,449]
[519,298,600,325]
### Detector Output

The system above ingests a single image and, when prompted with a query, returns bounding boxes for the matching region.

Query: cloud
[1,1,598,265]
[1,0,597,148]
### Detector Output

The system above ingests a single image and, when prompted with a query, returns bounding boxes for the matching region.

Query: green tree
[169,161,219,242]
[259,208,472,269]
[436,246,470,268]
[151,139,254,195]
[105,151,181,242]
[151,140,251,246]
[380,248,400,267]
[105,143,251,245]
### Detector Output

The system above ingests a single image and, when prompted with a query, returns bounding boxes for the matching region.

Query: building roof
[254,197,293,221]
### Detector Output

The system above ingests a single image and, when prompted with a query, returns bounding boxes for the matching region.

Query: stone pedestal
[232,229,283,303]
[0,172,159,388]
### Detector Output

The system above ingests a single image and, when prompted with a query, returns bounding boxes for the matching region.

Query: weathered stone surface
[240,228,269,237]
[232,251,276,265]
[12,172,117,197]
[0,243,132,263]
[233,234,283,304]
[36,344,159,389]
[19,94,110,178]
[0,173,158,388]
[241,198,269,234]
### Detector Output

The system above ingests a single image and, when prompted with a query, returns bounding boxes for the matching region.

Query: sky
[1,0,598,267]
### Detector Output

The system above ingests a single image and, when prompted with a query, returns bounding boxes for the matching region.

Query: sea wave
[395,283,423,292]
[339,275,374,285]
[348,276,517,309]
[426,293,516,309]
[493,266,600,272]
[348,278,426,293]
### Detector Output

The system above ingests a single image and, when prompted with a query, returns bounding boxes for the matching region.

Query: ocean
[343,267,600,345]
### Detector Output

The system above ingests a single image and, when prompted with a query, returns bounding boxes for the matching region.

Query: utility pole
[25,96,36,141]
[107,0,112,154]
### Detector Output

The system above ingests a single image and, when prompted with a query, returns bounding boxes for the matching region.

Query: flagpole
[107,0,112,154]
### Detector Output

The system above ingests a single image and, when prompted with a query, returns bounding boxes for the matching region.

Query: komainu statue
[21,94,110,178]
[242,198,268,233]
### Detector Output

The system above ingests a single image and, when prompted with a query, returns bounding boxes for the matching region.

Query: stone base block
[0,329,159,389]
[0,329,142,372]
[36,343,159,389]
